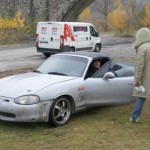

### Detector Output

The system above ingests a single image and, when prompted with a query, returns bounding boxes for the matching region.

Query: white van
[36,22,101,57]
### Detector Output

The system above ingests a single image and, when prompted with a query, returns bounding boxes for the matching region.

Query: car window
[90,26,97,37]
[36,55,88,77]
[92,61,112,78]
[85,57,111,79]
[73,26,88,32]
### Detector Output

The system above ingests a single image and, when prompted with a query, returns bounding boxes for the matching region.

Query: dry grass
[0,68,150,150]
[0,66,35,79]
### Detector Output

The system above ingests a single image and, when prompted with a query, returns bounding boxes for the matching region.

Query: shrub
[0,10,35,45]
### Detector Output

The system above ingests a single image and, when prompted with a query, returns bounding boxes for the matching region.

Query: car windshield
[36,55,88,77]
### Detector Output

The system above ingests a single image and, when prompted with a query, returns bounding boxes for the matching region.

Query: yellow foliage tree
[79,7,92,23]
[0,10,25,44]
[143,5,150,28]
[0,10,24,29]
[107,0,126,34]
[114,0,122,9]
[15,10,25,29]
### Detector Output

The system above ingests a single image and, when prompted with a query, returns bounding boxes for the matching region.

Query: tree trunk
[46,0,50,21]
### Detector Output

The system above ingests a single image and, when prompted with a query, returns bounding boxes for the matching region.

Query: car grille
[0,96,16,118]
[0,96,11,102]
[0,112,16,118]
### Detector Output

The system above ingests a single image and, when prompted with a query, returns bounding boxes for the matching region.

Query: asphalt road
[0,34,136,72]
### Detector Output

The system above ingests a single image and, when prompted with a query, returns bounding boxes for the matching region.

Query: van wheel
[70,47,75,52]
[43,53,50,58]
[94,44,101,52]
[49,97,71,126]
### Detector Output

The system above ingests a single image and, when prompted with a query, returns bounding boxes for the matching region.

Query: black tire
[49,97,71,126]
[43,53,51,58]
[94,43,101,52]
[70,47,75,52]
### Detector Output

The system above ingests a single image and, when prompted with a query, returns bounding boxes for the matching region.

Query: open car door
[84,62,134,106]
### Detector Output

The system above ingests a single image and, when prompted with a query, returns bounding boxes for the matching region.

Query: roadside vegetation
[79,0,150,37]
[0,10,35,45]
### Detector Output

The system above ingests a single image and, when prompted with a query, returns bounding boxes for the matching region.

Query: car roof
[38,22,92,26]
[57,52,111,60]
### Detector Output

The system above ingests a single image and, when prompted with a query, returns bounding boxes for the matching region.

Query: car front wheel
[49,97,71,126]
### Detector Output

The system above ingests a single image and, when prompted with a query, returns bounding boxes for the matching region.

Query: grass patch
[0,67,150,150]
[0,103,150,150]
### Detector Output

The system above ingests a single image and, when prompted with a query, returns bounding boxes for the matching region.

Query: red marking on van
[64,24,75,41]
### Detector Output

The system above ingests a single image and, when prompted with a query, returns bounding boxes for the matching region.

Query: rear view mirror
[103,72,115,80]
[96,32,99,37]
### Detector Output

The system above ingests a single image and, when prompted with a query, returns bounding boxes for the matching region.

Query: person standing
[130,28,150,123]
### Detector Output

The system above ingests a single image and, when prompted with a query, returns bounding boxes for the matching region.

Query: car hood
[0,72,77,98]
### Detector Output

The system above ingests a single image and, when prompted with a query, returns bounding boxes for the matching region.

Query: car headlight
[15,95,40,105]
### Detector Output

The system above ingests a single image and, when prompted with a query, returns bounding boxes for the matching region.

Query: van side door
[73,26,91,51]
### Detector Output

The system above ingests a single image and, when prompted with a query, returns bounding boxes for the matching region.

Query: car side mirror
[103,72,115,80]
[96,32,99,37]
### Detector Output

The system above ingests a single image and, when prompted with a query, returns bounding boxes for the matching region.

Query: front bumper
[0,96,52,122]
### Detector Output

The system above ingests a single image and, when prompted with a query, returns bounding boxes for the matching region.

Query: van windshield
[36,55,88,77]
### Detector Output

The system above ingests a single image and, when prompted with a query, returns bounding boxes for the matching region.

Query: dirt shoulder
[0,66,35,79]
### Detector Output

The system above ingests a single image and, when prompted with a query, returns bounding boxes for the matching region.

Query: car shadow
[0,120,49,129]
[71,105,114,120]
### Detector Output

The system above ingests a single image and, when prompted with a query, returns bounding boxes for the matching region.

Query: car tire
[49,97,71,126]
[94,43,101,52]
[43,53,51,58]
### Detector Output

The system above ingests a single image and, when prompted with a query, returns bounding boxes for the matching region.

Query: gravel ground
[100,34,136,59]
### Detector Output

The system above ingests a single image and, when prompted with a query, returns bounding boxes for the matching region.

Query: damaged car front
[0,73,78,122]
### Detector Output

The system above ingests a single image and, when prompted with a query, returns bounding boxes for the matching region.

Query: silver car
[0,52,134,126]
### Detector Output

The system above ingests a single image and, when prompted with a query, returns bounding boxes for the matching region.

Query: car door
[84,63,134,106]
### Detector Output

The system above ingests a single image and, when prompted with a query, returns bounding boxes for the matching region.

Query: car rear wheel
[49,97,71,126]
[43,53,51,58]
[94,43,101,52]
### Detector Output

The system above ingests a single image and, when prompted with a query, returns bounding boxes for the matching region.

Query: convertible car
[0,52,135,126]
